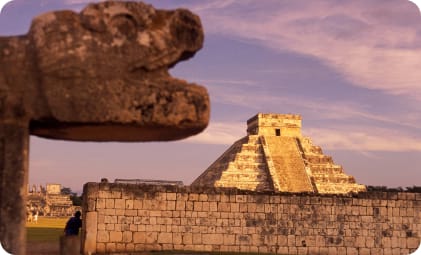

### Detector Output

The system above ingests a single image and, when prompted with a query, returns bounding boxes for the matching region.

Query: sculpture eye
[110,14,138,40]
[80,5,106,32]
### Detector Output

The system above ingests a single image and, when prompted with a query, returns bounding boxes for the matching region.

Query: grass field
[26,217,69,254]
[26,217,67,242]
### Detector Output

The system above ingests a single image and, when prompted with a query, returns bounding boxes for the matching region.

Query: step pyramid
[192,113,366,194]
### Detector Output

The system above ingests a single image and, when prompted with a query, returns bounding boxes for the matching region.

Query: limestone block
[192,233,202,244]
[105,224,115,231]
[111,191,122,199]
[109,231,123,242]
[167,201,176,211]
[167,193,176,201]
[97,231,109,243]
[116,243,126,252]
[114,209,123,216]
[200,234,222,245]
[189,194,199,201]
[183,233,193,245]
[133,232,146,243]
[133,200,142,209]
[150,211,162,217]
[177,193,189,201]
[173,233,182,245]
[186,201,194,211]
[105,215,117,224]
[105,199,115,209]
[145,232,158,244]
[209,202,218,212]
[407,237,420,249]
[162,244,174,250]
[199,194,208,201]
[105,243,116,252]
[133,243,145,251]
[125,199,134,209]
[122,231,132,243]
[158,233,172,244]
[176,201,186,210]
[97,223,105,231]
[114,199,125,209]
[96,243,105,253]
[194,202,203,211]
[391,248,401,255]
[124,209,137,216]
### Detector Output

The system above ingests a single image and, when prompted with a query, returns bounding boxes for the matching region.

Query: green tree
[61,187,73,195]
[61,187,82,206]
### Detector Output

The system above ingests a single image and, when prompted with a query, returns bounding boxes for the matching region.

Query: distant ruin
[193,113,366,194]
[26,184,77,217]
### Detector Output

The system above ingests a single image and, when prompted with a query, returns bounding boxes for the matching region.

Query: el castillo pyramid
[192,113,366,194]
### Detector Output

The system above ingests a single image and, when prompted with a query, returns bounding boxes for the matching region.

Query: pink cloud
[191,0,421,100]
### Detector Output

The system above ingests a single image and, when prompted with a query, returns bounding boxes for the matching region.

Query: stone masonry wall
[81,182,420,255]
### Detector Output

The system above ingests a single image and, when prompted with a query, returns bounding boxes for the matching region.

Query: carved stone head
[23,1,208,141]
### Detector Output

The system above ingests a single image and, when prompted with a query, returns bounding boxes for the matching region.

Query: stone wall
[81,182,420,255]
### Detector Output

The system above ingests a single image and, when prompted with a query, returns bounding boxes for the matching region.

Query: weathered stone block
[158,233,172,244]
[407,237,420,249]
[105,243,116,252]
[201,234,224,245]
[109,231,123,242]
[97,231,109,243]
[145,232,158,244]
[96,243,105,253]
[122,231,132,243]
[192,233,202,244]
[167,193,177,201]
[133,232,146,243]
[183,233,193,245]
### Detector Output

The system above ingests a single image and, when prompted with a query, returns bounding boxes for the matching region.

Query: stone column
[0,124,29,255]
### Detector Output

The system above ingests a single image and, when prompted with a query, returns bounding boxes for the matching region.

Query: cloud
[208,84,421,130]
[191,0,421,100]
[182,117,421,152]
[183,119,421,152]
[306,126,421,152]
[184,121,245,145]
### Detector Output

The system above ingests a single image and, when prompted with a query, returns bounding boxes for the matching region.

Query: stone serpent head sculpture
[1,1,209,141]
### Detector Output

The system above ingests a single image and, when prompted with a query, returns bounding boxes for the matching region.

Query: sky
[1,0,420,193]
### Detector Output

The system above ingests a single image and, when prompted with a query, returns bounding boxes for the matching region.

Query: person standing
[33,211,38,224]
[64,211,82,236]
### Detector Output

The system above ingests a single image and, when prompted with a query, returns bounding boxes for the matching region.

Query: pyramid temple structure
[192,113,366,194]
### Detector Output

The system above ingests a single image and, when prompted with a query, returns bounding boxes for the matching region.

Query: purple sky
[1,0,420,193]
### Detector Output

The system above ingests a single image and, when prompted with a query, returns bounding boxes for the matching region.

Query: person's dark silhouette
[64,211,82,236]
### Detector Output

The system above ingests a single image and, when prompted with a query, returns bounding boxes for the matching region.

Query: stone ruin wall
[27,184,76,217]
[81,182,420,255]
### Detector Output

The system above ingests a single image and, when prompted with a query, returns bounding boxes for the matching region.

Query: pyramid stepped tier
[192,113,366,194]
[46,194,73,206]
[298,137,366,194]
[193,135,274,191]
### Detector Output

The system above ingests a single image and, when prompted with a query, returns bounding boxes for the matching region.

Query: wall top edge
[83,182,421,200]
[247,113,302,124]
